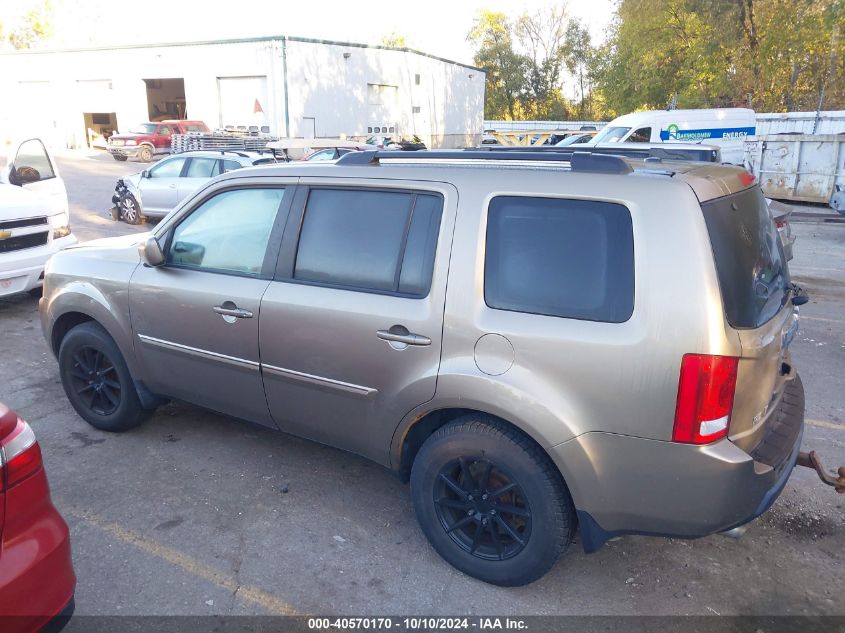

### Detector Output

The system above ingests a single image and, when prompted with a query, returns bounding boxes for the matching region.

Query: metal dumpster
[744,134,845,211]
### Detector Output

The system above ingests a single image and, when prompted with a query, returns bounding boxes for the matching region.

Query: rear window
[701,186,789,329]
[485,196,635,323]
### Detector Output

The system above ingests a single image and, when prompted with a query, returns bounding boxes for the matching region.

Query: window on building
[485,196,634,323]
[415,74,421,85]
[367,83,398,106]
[412,106,421,114]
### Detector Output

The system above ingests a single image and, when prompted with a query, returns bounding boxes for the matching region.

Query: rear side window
[701,186,789,328]
[185,158,217,178]
[294,189,443,296]
[485,196,634,323]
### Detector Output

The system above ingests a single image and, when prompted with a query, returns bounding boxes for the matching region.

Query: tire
[410,415,575,586]
[58,322,151,432]
[137,145,154,162]
[113,155,128,162]
[120,194,143,225]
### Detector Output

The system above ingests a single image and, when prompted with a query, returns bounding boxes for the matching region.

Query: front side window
[167,188,285,275]
[14,138,55,181]
[158,126,172,136]
[149,157,186,178]
[294,189,443,295]
[628,127,652,143]
[485,196,634,323]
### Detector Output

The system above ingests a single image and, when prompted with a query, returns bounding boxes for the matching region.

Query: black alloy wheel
[67,346,122,416]
[434,457,531,561]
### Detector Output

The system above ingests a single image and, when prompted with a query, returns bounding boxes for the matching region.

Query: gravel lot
[1,150,843,618]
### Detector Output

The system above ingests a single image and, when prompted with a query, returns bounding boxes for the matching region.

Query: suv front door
[129,183,293,425]
[259,181,457,464]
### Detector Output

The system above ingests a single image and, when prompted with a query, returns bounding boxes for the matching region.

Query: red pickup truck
[107,120,209,162]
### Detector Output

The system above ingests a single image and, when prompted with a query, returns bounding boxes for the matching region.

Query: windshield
[130,124,157,134]
[701,186,789,328]
[592,126,630,143]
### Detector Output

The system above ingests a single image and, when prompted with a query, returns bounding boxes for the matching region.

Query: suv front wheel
[58,322,151,432]
[410,415,575,586]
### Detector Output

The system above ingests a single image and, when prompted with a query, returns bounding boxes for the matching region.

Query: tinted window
[485,196,634,323]
[14,138,55,180]
[294,189,442,295]
[185,157,217,178]
[701,187,788,328]
[167,188,285,275]
[150,157,185,178]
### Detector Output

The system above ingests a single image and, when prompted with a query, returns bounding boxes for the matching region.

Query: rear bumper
[553,374,805,552]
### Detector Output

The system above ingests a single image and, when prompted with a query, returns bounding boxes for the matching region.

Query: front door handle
[168,184,177,189]
[213,305,253,319]
[377,329,431,346]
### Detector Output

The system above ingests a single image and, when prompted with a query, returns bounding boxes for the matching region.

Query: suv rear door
[700,185,796,451]
[259,180,457,464]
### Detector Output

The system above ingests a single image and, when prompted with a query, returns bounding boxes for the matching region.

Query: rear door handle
[377,330,431,346]
[213,305,253,319]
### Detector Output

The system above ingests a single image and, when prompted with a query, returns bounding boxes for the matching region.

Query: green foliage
[1,0,53,49]
[596,0,845,113]
[381,32,407,48]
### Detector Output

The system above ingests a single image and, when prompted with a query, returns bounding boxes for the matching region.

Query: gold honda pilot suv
[40,149,807,586]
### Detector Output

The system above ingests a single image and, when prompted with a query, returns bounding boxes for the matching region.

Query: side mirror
[6,164,21,186]
[141,170,150,178]
[139,236,165,267]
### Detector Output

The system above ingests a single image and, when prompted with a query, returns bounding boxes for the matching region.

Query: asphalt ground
[0,150,843,619]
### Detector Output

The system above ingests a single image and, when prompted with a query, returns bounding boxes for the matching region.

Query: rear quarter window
[485,196,634,323]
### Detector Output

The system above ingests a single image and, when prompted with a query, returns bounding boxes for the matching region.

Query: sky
[3,0,616,66]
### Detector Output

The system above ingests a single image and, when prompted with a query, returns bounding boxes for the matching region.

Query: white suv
[0,138,76,298]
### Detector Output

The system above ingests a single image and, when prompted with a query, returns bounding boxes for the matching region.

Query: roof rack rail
[475,144,719,163]
[216,150,251,158]
[335,149,633,175]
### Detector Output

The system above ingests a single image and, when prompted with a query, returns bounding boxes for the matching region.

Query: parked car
[554,132,595,146]
[107,120,209,163]
[111,150,278,224]
[768,198,796,261]
[1,138,76,299]
[42,149,809,587]
[0,403,76,632]
[303,144,379,162]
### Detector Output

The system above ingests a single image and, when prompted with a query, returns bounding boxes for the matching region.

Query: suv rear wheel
[58,322,150,432]
[410,415,575,586]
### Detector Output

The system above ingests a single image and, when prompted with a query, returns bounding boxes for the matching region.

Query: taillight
[738,171,756,186]
[672,354,739,444]
[0,419,42,491]
[775,219,788,229]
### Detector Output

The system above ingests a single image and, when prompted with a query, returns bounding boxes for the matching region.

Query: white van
[589,108,756,164]
[0,138,76,298]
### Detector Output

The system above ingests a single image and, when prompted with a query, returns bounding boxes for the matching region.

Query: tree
[1,0,53,50]
[563,19,594,118]
[381,32,407,48]
[596,0,845,113]
[468,10,528,119]
[515,5,569,118]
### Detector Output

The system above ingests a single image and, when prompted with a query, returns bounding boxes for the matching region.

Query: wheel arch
[392,405,573,493]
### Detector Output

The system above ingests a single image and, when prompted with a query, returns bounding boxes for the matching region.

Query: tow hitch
[797,451,845,493]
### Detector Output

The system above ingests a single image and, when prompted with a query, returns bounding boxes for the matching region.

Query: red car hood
[110,132,149,141]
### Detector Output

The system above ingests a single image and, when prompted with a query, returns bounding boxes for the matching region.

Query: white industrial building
[0,35,485,149]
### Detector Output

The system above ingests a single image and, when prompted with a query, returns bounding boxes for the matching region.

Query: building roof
[0,34,485,73]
